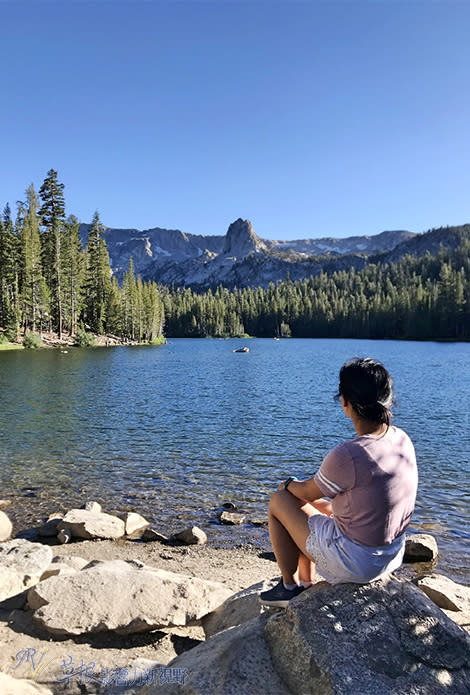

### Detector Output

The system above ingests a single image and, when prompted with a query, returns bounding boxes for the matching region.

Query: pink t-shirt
[314,426,418,547]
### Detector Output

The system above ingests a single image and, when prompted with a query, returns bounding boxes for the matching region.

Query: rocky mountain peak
[223,218,267,257]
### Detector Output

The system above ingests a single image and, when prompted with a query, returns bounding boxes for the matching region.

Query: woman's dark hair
[335,357,394,425]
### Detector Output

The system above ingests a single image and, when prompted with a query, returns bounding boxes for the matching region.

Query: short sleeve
[314,443,356,498]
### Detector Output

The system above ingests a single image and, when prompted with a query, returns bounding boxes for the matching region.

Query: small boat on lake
[233,346,250,353]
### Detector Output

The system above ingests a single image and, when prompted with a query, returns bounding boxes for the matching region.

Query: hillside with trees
[0,170,164,346]
[1,170,469,344]
[161,242,470,340]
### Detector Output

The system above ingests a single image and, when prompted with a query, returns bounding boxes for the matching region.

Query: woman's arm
[278,477,325,502]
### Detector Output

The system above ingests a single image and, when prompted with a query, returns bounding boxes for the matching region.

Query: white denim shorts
[305,514,405,584]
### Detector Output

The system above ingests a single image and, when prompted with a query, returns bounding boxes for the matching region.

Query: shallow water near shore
[0,338,469,582]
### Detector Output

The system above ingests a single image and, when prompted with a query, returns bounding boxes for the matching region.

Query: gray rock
[139,615,291,695]
[141,528,168,543]
[81,500,102,513]
[221,501,237,510]
[0,672,54,694]
[393,560,437,583]
[50,554,89,571]
[404,533,439,562]
[219,511,246,525]
[57,509,125,540]
[0,567,29,602]
[117,511,150,535]
[265,576,470,695]
[0,511,13,542]
[202,578,274,637]
[28,559,232,636]
[0,539,53,578]
[57,528,72,544]
[250,517,268,527]
[416,573,470,612]
[0,540,53,602]
[171,526,207,545]
[36,516,62,538]
[40,563,77,581]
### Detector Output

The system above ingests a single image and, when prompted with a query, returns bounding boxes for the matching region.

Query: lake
[0,338,469,582]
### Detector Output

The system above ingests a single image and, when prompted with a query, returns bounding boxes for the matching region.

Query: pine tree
[18,185,46,332]
[0,205,21,338]
[62,215,84,335]
[82,211,113,334]
[122,258,138,339]
[39,169,66,338]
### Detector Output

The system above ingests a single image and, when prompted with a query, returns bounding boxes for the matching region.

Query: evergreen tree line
[162,240,470,340]
[0,170,164,343]
[2,170,469,343]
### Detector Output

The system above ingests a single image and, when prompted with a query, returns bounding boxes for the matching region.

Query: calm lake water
[0,338,469,581]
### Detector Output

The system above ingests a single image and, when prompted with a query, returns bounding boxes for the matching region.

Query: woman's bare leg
[312,498,333,517]
[268,489,324,585]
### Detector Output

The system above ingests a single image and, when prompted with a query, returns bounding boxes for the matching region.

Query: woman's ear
[341,395,352,418]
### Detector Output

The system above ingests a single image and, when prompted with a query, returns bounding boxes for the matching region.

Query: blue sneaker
[259,580,305,608]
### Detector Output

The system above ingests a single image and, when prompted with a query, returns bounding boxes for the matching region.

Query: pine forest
[1,170,469,346]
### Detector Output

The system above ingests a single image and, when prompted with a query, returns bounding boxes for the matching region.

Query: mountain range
[79,219,468,289]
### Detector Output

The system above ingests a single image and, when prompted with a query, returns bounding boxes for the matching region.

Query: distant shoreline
[0,331,166,351]
[2,334,470,352]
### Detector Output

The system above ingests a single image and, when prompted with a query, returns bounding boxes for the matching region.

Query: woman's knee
[268,490,289,514]
[268,489,298,517]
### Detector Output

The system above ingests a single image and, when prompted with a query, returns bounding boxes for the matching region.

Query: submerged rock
[219,511,247,525]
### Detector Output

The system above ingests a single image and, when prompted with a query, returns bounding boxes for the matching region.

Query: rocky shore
[1,503,470,694]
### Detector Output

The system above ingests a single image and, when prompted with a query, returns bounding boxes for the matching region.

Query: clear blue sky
[1,0,470,241]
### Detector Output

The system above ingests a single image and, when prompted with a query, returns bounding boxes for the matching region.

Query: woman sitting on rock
[260,357,418,608]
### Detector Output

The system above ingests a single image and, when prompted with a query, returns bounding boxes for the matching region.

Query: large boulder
[139,615,291,695]
[27,559,232,636]
[0,539,53,601]
[57,509,125,540]
[144,577,470,695]
[0,672,53,695]
[0,511,13,541]
[265,576,470,695]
